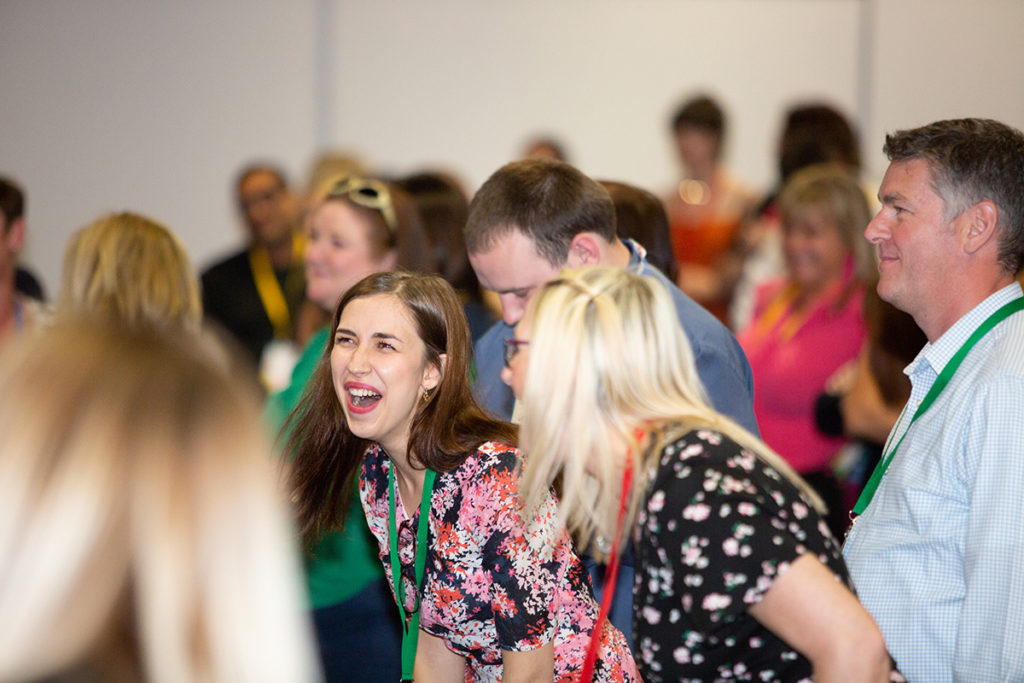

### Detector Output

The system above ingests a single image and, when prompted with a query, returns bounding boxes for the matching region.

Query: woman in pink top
[738,164,874,537]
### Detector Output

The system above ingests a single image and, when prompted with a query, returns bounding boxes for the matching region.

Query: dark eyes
[333,335,395,351]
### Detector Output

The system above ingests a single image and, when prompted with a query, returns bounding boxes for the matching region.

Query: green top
[265,326,385,609]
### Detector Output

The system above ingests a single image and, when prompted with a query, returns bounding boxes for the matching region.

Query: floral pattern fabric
[633,427,848,682]
[359,441,638,682]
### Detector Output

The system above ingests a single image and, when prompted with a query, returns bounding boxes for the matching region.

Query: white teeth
[349,388,379,397]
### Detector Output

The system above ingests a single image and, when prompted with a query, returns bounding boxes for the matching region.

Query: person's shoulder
[973,308,1024,384]
[200,248,250,282]
[464,440,519,473]
[659,425,743,460]
[475,319,511,354]
[643,263,738,350]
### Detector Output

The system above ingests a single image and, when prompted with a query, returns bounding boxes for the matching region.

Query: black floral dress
[633,426,848,682]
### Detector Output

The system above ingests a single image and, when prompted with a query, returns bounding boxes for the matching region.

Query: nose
[499,295,524,326]
[347,342,371,375]
[864,210,888,245]
[304,238,322,266]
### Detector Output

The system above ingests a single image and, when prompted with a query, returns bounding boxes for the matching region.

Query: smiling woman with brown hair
[286,270,638,682]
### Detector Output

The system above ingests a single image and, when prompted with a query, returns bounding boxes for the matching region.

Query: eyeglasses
[503,337,529,368]
[327,177,398,239]
[397,517,421,616]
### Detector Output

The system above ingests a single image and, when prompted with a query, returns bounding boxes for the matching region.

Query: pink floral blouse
[359,441,638,682]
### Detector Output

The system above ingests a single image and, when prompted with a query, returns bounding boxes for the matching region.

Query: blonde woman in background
[0,319,320,682]
[266,177,431,682]
[736,164,875,538]
[57,211,202,330]
[508,267,901,682]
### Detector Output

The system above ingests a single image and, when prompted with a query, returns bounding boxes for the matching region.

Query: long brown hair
[286,271,516,544]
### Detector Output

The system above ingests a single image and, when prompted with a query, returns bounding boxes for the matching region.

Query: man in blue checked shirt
[844,118,1024,682]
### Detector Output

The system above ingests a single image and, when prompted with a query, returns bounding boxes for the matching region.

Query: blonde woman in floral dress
[508,267,903,683]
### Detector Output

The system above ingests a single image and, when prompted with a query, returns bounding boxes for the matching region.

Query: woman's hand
[502,642,554,683]
[748,552,892,682]
[413,630,466,683]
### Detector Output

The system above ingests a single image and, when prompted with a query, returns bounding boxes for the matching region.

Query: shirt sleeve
[956,375,1024,680]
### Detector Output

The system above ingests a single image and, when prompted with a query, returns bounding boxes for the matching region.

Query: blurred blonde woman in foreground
[0,319,320,682]
[508,267,902,682]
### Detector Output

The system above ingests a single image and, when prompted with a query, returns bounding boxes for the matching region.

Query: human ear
[422,353,447,392]
[567,233,600,267]
[5,217,25,252]
[960,200,999,256]
[380,249,398,271]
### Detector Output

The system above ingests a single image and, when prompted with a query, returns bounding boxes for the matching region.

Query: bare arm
[413,630,466,683]
[748,552,891,683]
[501,642,554,683]
[839,350,904,444]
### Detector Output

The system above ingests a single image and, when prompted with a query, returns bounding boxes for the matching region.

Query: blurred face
[500,315,531,400]
[0,215,22,282]
[675,125,719,174]
[331,294,440,458]
[306,200,395,311]
[468,230,562,326]
[783,203,850,296]
[865,159,959,327]
[238,170,295,247]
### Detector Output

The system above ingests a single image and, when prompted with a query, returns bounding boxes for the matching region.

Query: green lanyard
[388,465,436,682]
[852,297,1024,516]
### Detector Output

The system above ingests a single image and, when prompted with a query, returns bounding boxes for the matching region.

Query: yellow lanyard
[248,235,304,340]
[748,278,850,345]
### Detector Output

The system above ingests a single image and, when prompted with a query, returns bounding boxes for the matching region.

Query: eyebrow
[335,327,403,342]
[879,191,905,205]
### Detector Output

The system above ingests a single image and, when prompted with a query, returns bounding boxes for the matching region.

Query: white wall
[2,0,1022,294]
[328,0,860,194]
[865,0,1024,180]
[0,0,318,292]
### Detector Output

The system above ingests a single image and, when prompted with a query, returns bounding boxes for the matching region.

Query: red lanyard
[579,456,634,682]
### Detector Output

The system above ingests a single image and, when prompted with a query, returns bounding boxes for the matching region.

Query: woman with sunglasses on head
[267,176,433,682]
[286,271,638,683]
[507,267,903,683]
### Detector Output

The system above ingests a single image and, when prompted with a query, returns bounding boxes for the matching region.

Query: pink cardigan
[738,278,867,474]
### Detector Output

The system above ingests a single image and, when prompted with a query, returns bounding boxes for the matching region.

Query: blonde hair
[518,267,824,559]
[0,319,319,682]
[777,163,876,285]
[57,212,202,330]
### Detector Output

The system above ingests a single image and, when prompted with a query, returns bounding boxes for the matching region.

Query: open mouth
[348,387,382,410]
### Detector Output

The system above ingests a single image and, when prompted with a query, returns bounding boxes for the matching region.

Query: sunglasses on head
[327,177,399,237]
